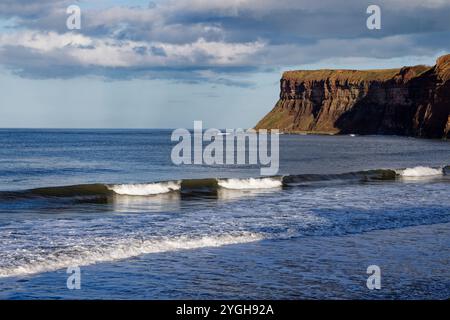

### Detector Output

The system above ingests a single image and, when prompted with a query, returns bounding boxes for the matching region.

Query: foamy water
[397,166,443,177]
[108,181,181,195]
[218,177,282,189]
[0,233,263,278]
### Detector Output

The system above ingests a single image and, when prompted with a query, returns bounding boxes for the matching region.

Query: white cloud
[0,30,265,69]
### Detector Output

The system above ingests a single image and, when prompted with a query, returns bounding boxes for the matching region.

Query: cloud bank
[1,0,450,83]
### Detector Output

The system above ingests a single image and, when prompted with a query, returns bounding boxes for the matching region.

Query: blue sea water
[0,129,449,299]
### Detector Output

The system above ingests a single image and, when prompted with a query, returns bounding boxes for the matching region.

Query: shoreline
[256,129,449,140]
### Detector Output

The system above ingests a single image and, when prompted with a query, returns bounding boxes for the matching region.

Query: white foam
[0,233,263,278]
[108,181,181,196]
[218,177,282,190]
[397,166,443,177]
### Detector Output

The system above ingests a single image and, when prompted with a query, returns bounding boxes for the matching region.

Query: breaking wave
[218,177,282,190]
[0,232,263,278]
[396,166,444,177]
[108,181,181,196]
[0,165,447,203]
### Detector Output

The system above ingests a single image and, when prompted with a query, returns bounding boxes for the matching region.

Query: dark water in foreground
[0,129,449,299]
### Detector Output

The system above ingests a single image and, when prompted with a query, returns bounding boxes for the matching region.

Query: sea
[0,129,449,299]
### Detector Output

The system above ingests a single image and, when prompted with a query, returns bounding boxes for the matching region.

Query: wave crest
[218,177,282,190]
[397,166,443,177]
[108,181,181,196]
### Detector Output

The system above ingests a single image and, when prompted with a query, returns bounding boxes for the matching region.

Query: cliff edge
[255,54,450,139]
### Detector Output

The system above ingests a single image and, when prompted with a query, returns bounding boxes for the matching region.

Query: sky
[0,0,449,128]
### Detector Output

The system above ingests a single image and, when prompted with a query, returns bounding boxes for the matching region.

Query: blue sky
[0,0,449,128]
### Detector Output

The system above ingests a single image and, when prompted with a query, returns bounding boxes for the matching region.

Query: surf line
[171,121,279,175]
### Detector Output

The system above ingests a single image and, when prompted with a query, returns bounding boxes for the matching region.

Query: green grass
[282,65,432,82]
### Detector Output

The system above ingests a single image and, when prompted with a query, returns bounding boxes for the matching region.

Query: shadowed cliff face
[255,54,450,139]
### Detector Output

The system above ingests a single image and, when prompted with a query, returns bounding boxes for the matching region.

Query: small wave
[0,233,263,278]
[108,181,181,196]
[397,166,443,177]
[218,177,282,190]
[283,169,397,185]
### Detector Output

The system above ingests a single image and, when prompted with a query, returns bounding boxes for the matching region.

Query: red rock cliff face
[255,54,450,139]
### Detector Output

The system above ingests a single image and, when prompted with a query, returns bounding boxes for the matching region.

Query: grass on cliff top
[282,65,431,82]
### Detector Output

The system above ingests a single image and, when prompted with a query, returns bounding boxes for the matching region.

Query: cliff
[255,54,450,139]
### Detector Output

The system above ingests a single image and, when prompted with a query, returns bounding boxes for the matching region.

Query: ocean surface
[0,129,449,299]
